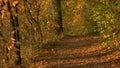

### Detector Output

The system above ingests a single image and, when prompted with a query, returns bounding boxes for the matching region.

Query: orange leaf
[3,0,8,3]
[21,5,25,9]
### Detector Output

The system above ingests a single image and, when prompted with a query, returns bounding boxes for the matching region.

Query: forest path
[34,35,120,68]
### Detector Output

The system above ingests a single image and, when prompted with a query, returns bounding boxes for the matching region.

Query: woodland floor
[33,35,120,68]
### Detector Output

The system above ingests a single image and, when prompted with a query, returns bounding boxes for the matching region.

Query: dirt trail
[34,35,120,68]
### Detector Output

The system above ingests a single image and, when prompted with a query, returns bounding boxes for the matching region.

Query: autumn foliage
[0,0,120,67]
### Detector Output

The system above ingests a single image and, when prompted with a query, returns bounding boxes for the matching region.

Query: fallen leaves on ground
[33,35,120,68]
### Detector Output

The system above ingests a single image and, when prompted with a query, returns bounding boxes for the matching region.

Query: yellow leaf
[8,44,14,50]
[1,10,5,19]
[11,38,15,41]
[12,1,18,7]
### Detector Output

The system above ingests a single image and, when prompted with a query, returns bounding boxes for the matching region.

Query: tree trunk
[55,0,63,35]
[6,1,21,67]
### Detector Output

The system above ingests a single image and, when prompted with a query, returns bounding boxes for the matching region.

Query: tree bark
[55,0,63,34]
[6,1,21,67]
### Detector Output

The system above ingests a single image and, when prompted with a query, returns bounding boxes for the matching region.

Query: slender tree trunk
[6,1,21,67]
[24,0,43,42]
[55,0,63,34]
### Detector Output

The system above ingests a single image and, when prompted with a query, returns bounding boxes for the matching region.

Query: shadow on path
[34,35,120,68]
